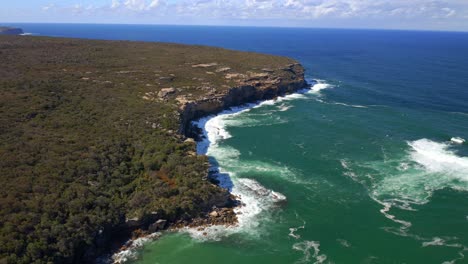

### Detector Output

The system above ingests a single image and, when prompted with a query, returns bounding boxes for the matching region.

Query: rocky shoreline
[110,62,308,263]
[179,63,308,136]
[0,26,23,35]
[0,35,309,263]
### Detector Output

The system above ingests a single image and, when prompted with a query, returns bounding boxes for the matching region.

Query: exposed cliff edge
[0,27,24,35]
[178,63,308,136]
[111,62,308,263]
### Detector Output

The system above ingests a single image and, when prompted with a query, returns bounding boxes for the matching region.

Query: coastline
[4,27,468,264]
[112,80,316,263]
[0,35,311,263]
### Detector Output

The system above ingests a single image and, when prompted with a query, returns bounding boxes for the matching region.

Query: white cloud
[39,0,467,20]
[40,0,468,29]
[124,0,147,11]
[442,7,456,17]
[147,0,161,10]
[111,0,121,9]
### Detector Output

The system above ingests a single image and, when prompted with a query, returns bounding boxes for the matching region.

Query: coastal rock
[158,87,176,98]
[184,138,195,144]
[209,211,219,218]
[192,62,218,68]
[125,217,144,228]
[216,67,231,72]
[176,95,192,106]
[179,62,307,135]
[247,72,269,80]
[159,76,174,81]
[225,73,246,79]
[148,219,167,233]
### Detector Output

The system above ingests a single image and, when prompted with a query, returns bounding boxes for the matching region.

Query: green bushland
[0,36,298,263]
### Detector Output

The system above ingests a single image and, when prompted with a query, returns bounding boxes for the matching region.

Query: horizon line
[2,21,468,34]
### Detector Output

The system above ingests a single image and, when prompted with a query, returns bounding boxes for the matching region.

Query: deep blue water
[6,23,468,263]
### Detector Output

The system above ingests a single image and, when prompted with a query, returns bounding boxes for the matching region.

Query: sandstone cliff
[178,63,307,135]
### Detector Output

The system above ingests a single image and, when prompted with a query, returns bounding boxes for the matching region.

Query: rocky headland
[0,35,306,263]
[0,27,23,35]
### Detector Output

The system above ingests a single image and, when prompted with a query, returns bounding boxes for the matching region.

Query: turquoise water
[11,24,468,263]
[130,82,468,264]
[127,29,468,264]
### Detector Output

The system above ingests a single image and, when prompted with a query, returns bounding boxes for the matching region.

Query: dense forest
[0,36,300,263]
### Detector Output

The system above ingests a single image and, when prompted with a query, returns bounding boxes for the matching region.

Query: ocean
[9,23,468,263]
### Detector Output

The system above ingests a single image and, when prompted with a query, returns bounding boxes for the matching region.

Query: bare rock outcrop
[158,87,176,98]
[178,63,307,135]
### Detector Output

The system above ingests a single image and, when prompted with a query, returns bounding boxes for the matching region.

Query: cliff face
[179,63,307,135]
[111,62,307,263]
[0,27,23,35]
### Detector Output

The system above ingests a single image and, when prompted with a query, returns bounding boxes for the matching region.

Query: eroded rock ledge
[112,63,307,263]
[178,63,308,136]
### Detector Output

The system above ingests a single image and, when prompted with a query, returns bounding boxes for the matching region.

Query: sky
[2,0,468,32]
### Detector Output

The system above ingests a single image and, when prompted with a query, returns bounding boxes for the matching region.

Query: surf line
[111,79,330,262]
[186,80,327,240]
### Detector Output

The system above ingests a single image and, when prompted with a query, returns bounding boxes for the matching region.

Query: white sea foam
[450,111,468,117]
[337,239,351,248]
[312,97,369,109]
[293,240,327,264]
[111,233,161,263]
[308,79,333,94]
[331,102,368,108]
[183,175,288,241]
[422,237,464,248]
[409,139,468,176]
[371,197,413,232]
[194,79,323,150]
[340,159,364,184]
[221,114,288,129]
[289,221,306,240]
[306,80,373,109]
[451,137,465,144]
[278,103,293,112]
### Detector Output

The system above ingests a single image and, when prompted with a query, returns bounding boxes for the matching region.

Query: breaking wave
[111,233,161,263]
[340,138,468,259]
[342,138,468,208]
[373,138,468,204]
[308,79,333,94]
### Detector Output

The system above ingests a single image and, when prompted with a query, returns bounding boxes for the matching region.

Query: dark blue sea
[7,23,468,263]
